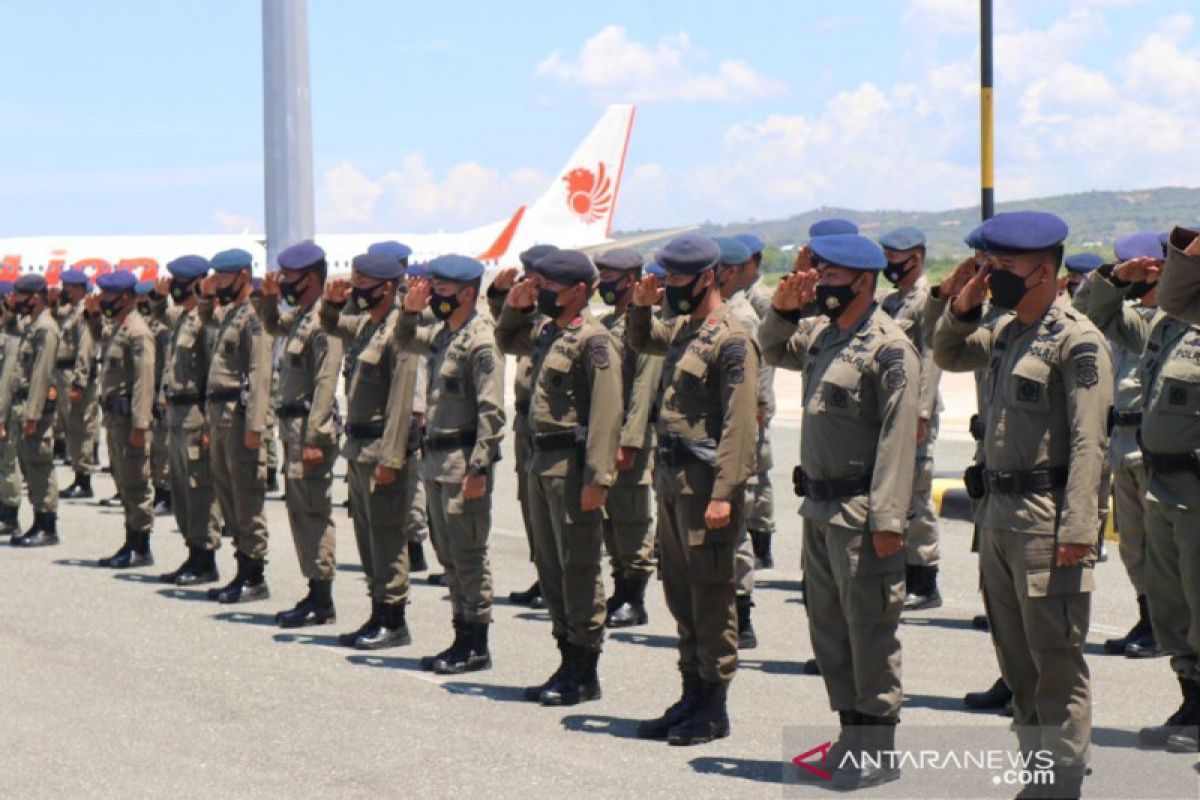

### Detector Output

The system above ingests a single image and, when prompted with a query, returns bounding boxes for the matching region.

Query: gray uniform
[147,313,171,495]
[0,320,24,514]
[57,300,99,476]
[744,279,777,544]
[13,310,60,514]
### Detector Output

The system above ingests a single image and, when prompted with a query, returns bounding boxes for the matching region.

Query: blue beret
[352,253,404,281]
[715,236,752,266]
[406,262,429,279]
[427,254,484,283]
[520,244,559,270]
[964,224,987,250]
[167,255,210,279]
[979,211,1068,253]
[595,247,644,271]
[367,241,412,263]
[211,248,253,273]
[60,269,89,287]
[646,261,666,279]
[135,280,155,296]
[14,274,47,293]
[658,234,720,275]
[533,249,596,285]
[878,227,926,251]
[734,233,765,255]
[810,234,887,271]
[809,218,859,238]
[1063,253,1104,274]
[97,271,137,293]
[0,280,13,298]
[277,240,325,272]
[1114,232,1164,262]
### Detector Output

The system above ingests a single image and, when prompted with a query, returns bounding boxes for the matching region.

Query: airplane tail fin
[512,104,635,253]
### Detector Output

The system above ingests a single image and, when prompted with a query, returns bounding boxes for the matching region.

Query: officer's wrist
[773,305,802,324]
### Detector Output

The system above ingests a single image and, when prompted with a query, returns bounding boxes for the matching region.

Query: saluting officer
[321,253,420,650]
[154,256,223,586]
[933,211,1112,797]
[496,248,622,707]
[627,233,759,747]
[86,271,158,568]
[137,280,173,515]
[6,274,61,547]
[762,234,918,789]
[488,243,559,609]
[0,281,24,537]
[57,269,99,500]
[199,249,274,604]
[594,247,662,629]
[398,254,506,673]
[260,241,344,629]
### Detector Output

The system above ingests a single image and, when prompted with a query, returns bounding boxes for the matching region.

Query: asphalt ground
[1,423,1196,799]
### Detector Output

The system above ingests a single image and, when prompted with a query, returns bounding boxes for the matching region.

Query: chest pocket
[357,346,385,386]
[107,344,125,370]
[286,336,306,368]
[438,354,467,397]
[541,350,575,396]
[674,349,709,395]
[817,361,863,417]
[1008,357,1052,413]
[1157,359,1200,414]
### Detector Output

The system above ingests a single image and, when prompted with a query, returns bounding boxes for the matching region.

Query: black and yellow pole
[981,0,994,220]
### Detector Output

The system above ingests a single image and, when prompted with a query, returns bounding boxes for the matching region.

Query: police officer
[6,274,61,547]
[153,256,223,585]
[321,253,420,649]
[593,247,661,629]
[86,272,156,567]
[1085,234,1165,658]
[56,269,99,499]
[488,243,559,609]
[877,227,944,611]
[734,233,778,571]
[199,249,274,603]
[1063,252,1102,310]
[627,233,758,746]
[1133,226,1200,753]
[259,241,344,628]
[135,280,173,514]
[496,248,622,706]
[0,281,24,536]
[933,211,1112,796]
[398,254,506,673]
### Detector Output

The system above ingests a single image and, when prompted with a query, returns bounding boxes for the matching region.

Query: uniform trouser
[514,425,535,561]
[980,527,1091,769]
[265,423,278,473]
[602,482,656,579]
[104,417,153,535]
[905,455,940,567]
[167,425,221,550]
[283,441,337,582]
[0,414,22,508]
[745,432,775,536]
[405,474,429,544]
[65,392,99,475]
[657,490,739,683]
[151,416,169,490]
[529,474,605,651]
[735,525,755,597]
[1111,460,1148,596]
[1143,500,1200,683]
[16,409,57,513]
[209,412,268,559]
[803,519,903,716]
[426,477,493,624]
[347,460,411,606]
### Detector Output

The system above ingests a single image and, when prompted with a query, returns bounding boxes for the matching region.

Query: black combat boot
[407,540,428,573]
[426,572,447,587]
[750,528,774,569]
[60,473,93,499]
[338,602,381,647]
[15,512,59,547]
[972,613,990,630]
[265,468,279,494]
[736,595,758,650]
[99,491,122,507]
[964,676,1012,710]
[831,715,901,790]
[53,438,67,462]
[607,572,649,628]
[433,621,492,674]
[423,615,465,669]
[355,603,411,650]
[509,580,544,608]
[99,527,153,568]
[637,670,701,739]
[827,710,860,770]
[667,679,730,746]
[177,548,219,586]
[604,574,627,620]
[523,636,569,700]
[208,551,269,603]
[1123,595,1162,658]
[153,487,172,515]
[903,564,943,611]
[540,644,601,706]
[1139,677,1199,748]
[276,579,337,628]
[159,548,198,583]
[0,503,20,537]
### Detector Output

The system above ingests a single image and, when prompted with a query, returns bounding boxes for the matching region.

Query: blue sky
[1,0,1197,236]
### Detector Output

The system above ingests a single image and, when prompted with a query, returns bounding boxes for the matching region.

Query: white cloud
[211,209,259,233]
[536,25,783,103]
[902,0,977,35]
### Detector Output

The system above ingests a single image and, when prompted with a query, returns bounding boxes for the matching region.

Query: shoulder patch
[473,346,497,376]
[719,337,748,385]
[884,363,907,392]
[1074,354,1099,389]
[1068,342,1099,358]
[586,336,610,369]
[876,346,906,367]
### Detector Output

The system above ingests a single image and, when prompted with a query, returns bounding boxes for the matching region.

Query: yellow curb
[931,478,1119,542]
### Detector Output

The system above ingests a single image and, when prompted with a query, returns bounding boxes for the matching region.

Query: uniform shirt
[14,310,60,423]
[395,308,506,484]
[260,296,342,449]
[626,301,759,505]
[933,296,1113,544]
[488,285,536,432]
[199,298,274,434]
[761,304,919,533]
[599,309,663,487]
[155,301,213,432]
[743,279,777,419]
[320,302,417,470]
[0,320,23,423]
[90,310,156,430]
[55,301,87,376]
[496,305,621,487]
[880,275,941,429]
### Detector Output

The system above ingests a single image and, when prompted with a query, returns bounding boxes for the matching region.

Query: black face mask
[170,279,197,303]
[1065,280,1082,298]
[430,289,460,321]
[537,288,564,318]
[1128,281,1155,301]
[352,283,385,311]
[137,302,152,316]
[815,283,857,320]
[15,296,39,317]
[883,258,913,286]
[598,278,627,306]
[989,268,1033,310]
[281,276,307,307]
[665,274,705,316]
[215,276,244,306]
[100,296,126,319]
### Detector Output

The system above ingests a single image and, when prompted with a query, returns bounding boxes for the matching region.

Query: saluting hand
[199,275,217,299]
[1113,256,1160,285]
[156,277,172,298]
[872,531,904,558]
[325,277,350,305]
[507,278,538,310]
[938,256,978,299]
[773,270,815,311]
[792,244,814,274]
[47,287,61,306]
[491,267,519,292]
[704,499,732,529]
[631,275,663,308]
[84,294,101,315]
[951,263,990,317]
[404,277,431,313]
[261,270,282,298]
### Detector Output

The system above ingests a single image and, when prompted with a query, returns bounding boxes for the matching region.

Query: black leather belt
[166,391,203,407]
[983,467,1068,494]
[656,433,718,467]
[1143,449,1200,475]
[793,468,872,501]
[1107,408,1142,436]
[55,358,75,369]
[346,423,384,441]
[425,429,477,452]
[276,399,311,419]
[102,396,133,416]
[531,429,579,451]
[206,388,243,404]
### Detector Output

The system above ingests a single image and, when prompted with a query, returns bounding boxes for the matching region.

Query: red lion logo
[563,162,612,224]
